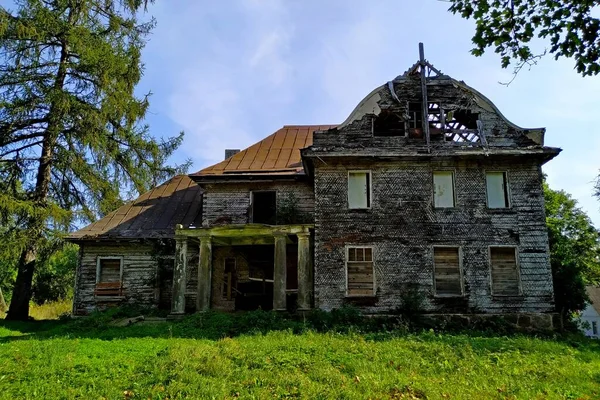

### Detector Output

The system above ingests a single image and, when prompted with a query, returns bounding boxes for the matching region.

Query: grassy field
[0,298,72,320]
[0,309,599,400]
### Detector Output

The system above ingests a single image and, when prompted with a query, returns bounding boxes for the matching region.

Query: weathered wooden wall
[73,243,160,315]
[312,158,554,314]
[202,181,314,226]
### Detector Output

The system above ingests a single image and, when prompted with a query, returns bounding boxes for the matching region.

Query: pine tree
[0,0,188,320]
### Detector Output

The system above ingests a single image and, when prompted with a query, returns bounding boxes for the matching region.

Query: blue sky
[7,0,597,225]
[138,0,600,226]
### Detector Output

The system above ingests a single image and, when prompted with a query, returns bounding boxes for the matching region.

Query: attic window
[251,191,277,224]
[373,110,405,136]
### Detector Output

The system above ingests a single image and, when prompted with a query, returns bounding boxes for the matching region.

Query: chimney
[225,149,240,160]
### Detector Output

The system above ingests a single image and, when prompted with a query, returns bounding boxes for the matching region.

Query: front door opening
[252,191,277,224]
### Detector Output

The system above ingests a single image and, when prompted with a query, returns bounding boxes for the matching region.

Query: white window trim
[347,170,372,210]
[432,245,464,297]
[488,246,522,296]
[485,170,511,209]
[96,256,124,284]
[345,245,375,297]
[432,170,456,208]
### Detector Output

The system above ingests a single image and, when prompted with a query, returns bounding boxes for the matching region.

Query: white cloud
[141,0,600,226]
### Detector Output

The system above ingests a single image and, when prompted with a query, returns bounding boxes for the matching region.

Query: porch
[170,224,313,316]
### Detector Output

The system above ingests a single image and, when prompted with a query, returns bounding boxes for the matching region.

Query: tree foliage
[544,181,600,321]
[448,0,600,77]
[0,0,189,320]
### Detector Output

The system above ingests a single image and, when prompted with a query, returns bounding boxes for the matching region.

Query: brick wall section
[313,158,554,314]
[202,181,314,226]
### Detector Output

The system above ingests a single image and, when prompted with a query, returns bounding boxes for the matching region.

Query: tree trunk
[0,287,7,312]
[5,9,73,320]
[5,246,36,320]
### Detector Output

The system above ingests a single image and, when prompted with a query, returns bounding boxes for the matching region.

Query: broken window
[433,171,455,208]
[373,110,405,136]
[348,171,371,209]
[95,257,123,296]
[486,171,510,208]
[433,247,463,296]
[251,191,277,224]
[222,258,236,300]
[347,246,374,296]
[490,247,520,296]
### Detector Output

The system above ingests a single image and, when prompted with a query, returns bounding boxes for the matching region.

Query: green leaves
[543,181,600,319]
[448,0,600,77]
[0,0,187,319]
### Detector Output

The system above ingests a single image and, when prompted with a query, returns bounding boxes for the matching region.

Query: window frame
[96,256,124,284]
[432,245,464,297]
[485,170,511,209]
[347,170,372,210]
[432,170,456,208]
[250,190,277,224]
[345,245,375,297]
[488,246,522,296]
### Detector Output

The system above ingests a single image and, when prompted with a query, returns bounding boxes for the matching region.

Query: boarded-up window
[348,171,371,209]
[433,171,455,208]
[347,247,374,296]
[97,258,122,283]
[486,172,510,208]
[490,247,520,295]
[433,247,462,296]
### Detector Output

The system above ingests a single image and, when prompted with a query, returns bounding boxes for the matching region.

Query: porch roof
[176,223,313,245]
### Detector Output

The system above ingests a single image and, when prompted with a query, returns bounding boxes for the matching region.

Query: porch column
[197,235,212,311]
[296,231,312,311]
[171,237,188,315]
[273,233,287,311]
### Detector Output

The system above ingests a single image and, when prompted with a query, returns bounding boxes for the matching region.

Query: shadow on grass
[1,308,599,354]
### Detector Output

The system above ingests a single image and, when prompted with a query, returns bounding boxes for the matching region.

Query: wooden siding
[73,243,160,315]
[202,181,314,226]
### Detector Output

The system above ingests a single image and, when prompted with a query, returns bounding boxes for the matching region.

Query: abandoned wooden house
[68,46,561,327]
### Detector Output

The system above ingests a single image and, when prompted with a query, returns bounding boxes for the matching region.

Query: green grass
[1,311,599,399]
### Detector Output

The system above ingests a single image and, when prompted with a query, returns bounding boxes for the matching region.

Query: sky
[137,1,597,226]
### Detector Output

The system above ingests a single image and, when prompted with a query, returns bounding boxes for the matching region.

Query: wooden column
[171,237,187,315]
[197,235,212,312]
[273,233,287,311]
[296,232,312,311]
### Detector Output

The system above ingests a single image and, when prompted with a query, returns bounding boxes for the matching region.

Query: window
[348,171,371,209]
[433,247,463,296]
[95,257,123,296]
[251,191,277,224]
[433,171,455,208]
[593,321,598,335]
[223,258,236,300]
[486,172,510,208]
[346,247,374,296]
[490,247,520,296]
[374,110,405,136]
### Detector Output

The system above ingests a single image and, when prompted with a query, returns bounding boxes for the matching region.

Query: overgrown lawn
[0,311,599,399]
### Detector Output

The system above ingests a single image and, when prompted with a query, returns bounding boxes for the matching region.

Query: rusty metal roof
[587,286,600,315]
[191,125,336,177]
[67,175,202,241]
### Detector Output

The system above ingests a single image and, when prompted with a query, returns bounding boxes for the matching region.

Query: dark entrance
[251,191,277,224]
